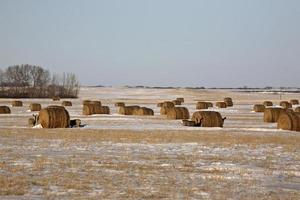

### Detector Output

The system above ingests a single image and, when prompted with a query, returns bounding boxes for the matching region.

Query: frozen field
[0,87,300,199]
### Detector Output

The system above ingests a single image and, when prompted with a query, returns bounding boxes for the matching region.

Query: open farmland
[0,87,300,199]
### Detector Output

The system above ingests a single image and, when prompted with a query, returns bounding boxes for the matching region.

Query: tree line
[0,64,80,98]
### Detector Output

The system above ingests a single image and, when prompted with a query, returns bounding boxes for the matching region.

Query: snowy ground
[0,87,299,199]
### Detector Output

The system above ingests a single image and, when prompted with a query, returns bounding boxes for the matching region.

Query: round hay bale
[295,107,300,113]
[253,104,265,112]
[216,102,227,108]
[167,107,189,120]
[263,101,273,107]
[137,107,154,116]
[82,104,95,115]
[163,101,175,108]
[118,106,140,115]
[277,112,300,131]
[176,98,184,103]
[83,100,91,105]
[39,106,70,128]
[157,102,163,107]
[280,101,292,109]
[115,102,125,107]
[28,117,35,127]
[196,102,209,109]
[263,107,284,123]
[223,97,233,107]
[0,106,11,114]
[11,100,23,107]
[62,101,72,107]
[191,111,224,127]
[29,103,41,111]
[182,120,197,127]
[290,99,299,105]
[172,100,182,105]
[52,97,60,101]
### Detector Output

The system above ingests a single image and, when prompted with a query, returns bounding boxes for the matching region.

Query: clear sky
[0,0,299,87]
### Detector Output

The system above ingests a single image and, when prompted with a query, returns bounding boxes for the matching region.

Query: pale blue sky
[0,0,299,87]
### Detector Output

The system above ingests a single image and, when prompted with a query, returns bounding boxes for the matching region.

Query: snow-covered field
[0,87,299,199]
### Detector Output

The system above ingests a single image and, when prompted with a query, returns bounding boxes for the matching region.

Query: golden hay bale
[196,102,210,109]
[39,106,70,128]
[82,103,110,115]
[263,101,273,107]
[160,106,172,115]
[224,97,232,102]
[136,107,154,116]
[157,102,163,107]
[62,101,72,106]
[28,118,35,127]
[295,107,300,113]
[290,99,299,105]
[182,120,197,127]
[0,106,11,114]
[115,102,125,107]
[172,100,182,105]
[191,111,224,127]
[11,100,23,107]
[277,112,300,132]
[52,97,60,101]
[253,104,265,112]
[167,107,189,120]
[280,101,292,109]
[163,101,175,108]
[29,103,41,111]
[118,106,140,115]
[223,97,233,107]
[216,102,227,108]
[176,98,184,103]
[263,107,284,123]
[83,100,91,105]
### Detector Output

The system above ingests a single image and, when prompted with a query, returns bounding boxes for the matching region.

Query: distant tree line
[0,64,80,98]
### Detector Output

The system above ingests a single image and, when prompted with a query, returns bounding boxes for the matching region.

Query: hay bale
[191,111,224,127]
[99,106,110,114]
[263,101,273,107]
[167,107,189,120]
[157,102,163,107]
[182,120,197,127]
[118,106,140,115]
[216,102,227,108]
[277,112,300,132]
[0,106,11,114]
[172,100,182,105]
[11,100,23,107]
[83,103,110,115]
[62,101,72,106]
[295,107,300,113]
[263,107,284,123]
[115,102,125,107]
[137,107,154,116]
[196,102,209,109]
[160,106,172,115]
[29,103,41,111]
[83,100,91,105]
[253,104,265,112]
[224,97,233,107]
[39,106,70,128]
[52,97,60,101]
[280,101,292,109]
[290,99,299,105]
[176,98,184,103]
